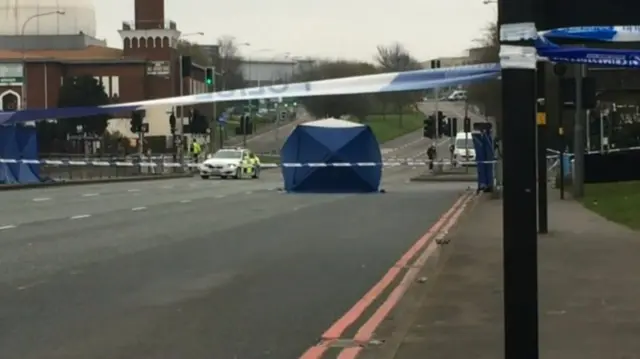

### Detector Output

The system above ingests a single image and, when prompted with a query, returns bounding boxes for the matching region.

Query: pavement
[0,158,473,358]
[359,193,640,359]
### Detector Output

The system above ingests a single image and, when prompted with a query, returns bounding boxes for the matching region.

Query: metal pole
[573,64,586,198]
[434,87,440,139]
[209,66,216,152]
[500,1,539,357]
[599,110,605,153]
[585,109,591,151]
[178,55,184,164]
[536,61,548,234]
[464,100,470,173]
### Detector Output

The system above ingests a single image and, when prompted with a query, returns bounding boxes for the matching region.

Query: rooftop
[0,45,124,61]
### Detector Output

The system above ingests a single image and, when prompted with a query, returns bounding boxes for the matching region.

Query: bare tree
[214,35,246,90]
[294,61,379,121]
[466,22,501,136]
[375,43,422,125]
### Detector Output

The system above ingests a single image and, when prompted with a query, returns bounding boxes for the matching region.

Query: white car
[199,148,260,179]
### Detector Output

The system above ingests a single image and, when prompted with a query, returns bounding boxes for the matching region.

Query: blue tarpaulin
[280,118,382,193]
[0,125,41,184]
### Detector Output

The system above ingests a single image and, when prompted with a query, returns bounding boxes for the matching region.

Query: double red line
[300,191,475,359]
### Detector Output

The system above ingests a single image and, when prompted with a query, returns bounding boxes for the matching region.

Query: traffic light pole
[500,1,540,357]
[178,55,185,166]
[209,66,216,153]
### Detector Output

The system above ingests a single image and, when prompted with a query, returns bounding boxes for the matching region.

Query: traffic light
[205,67,214,88]
[238,115,253,135]
[130,110,144,133]
[423,116,435,138]
[430,59,441,69]
[437,111,446,137]
[180,55,192,77]
[169,113,176,134]
[463,117,471,133]
[450,117,458,136]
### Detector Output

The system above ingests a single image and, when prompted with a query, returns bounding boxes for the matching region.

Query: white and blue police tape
[1,158,562,168]
[540,26,640,42]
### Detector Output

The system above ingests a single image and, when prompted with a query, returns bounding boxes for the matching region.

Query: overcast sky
[95,0,496,62]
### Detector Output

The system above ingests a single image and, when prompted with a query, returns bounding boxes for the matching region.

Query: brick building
[0,0,208,138]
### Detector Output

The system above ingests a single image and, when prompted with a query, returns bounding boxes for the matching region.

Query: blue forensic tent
[0,125,41,184]
[280,118,382,193]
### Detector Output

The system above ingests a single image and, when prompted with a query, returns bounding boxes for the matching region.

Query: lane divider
[299,191,475,359]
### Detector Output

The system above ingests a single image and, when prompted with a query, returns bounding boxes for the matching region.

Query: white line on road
[82,193,99,197]
[214,194,225,198]
[70,214,91,220]
[32,197,51,202]
[0,225,16,230]
[161,185,174,189]
[131,207,146,211]
[179,199,191,203]
[128,189,140,192]
[245,191,253,194]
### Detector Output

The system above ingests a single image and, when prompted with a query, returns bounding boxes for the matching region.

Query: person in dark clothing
[426,144,437,170]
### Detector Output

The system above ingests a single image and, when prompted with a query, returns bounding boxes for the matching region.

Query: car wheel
[200,175,210,179]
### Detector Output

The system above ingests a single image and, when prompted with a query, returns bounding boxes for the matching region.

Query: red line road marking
[335,193,474,359]
[299,192,472,359]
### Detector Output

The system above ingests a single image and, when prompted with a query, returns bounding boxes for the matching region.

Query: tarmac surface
[359,193,640,359]
[0,159,471,358]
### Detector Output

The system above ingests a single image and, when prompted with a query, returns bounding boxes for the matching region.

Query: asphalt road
[0,164,468,359]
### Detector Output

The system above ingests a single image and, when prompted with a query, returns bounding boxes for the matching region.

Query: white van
[453,131,477,166]
[447,90,467,101]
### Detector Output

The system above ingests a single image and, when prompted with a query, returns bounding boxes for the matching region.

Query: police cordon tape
[0,157,560,168]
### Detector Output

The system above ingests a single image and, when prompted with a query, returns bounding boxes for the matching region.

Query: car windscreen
[213,151,242,159]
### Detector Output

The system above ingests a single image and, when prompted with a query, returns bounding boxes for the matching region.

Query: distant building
[421,55,472,69]
[240,58,316,87]
[0,0,208,139]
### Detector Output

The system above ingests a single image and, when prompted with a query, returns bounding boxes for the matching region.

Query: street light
[21,10,65,109]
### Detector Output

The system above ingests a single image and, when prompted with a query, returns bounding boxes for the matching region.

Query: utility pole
[573,64,586,198]
[500,0,539,357]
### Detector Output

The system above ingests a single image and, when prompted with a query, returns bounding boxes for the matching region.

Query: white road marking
[131,207,146,211]
[179,199,191,203]
[214,194,225,198]
[17,280,46,291]
[32,197,51,202]
[82,193,99,197]
[128,189,140,192]
[70,214,91,220]
[0,225,16,230]
[245,191,253,194]
[161,185,174,189]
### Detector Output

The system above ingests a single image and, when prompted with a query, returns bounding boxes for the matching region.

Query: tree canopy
[57,75,112,136]
[294,43,422,121]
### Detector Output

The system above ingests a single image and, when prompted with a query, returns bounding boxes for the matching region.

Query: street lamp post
[21,10,65,109]
[175,31,204,164]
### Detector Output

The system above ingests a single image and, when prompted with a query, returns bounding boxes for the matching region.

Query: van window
[455,138,473,148]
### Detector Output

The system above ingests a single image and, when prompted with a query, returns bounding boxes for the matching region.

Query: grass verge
[364,113,423,144]
[581,181,640,229]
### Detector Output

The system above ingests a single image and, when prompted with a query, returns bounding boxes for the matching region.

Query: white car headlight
[227,163,237,168]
